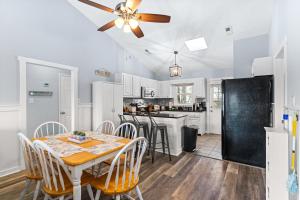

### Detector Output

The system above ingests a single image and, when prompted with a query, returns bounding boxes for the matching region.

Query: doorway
[19,57,78,139]
[194,79,222,160]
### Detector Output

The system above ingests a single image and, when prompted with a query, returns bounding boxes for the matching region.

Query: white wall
[233,34,270,78]
[269,0,300,108]
[0,105,22,176]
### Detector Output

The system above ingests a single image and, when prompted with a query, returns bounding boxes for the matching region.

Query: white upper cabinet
[193,78,206,98]
[252,57,273,76]
[132,75,141,98]
[159,81,171,98]
[122,73,133,97]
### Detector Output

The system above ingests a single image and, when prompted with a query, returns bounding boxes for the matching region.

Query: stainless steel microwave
[141,87,156,98]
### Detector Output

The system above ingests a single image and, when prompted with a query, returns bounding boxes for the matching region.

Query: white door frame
[273,37,288,128]
[18,56,78,136]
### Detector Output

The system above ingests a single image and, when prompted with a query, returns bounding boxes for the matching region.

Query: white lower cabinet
[265,128,288,200]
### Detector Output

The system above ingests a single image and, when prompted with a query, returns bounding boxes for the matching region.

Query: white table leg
[71,167,82,200]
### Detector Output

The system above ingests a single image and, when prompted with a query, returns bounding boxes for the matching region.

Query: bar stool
[148,116,172,163]
[131,115,150,140]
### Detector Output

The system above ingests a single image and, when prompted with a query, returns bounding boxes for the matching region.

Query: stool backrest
[118,114,127,124]
[114,123,137,139]
[34,121,68,138]
[33,140,72,192]
[105,137,147,191]
[149,115,158,127]
[18,132,41,178]
[96,120,115,135]
[131,115,141,126]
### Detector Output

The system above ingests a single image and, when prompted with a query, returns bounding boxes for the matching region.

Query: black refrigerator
[222,76,273,168]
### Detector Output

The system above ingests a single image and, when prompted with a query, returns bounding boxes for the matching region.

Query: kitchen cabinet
[122,73,133,97]
[161,111,206,135]
[252,57,273,76]
[193,78,206,98]
[265,128,288,200]
[159,81,171,98]
[132,75,141,98]
[92,82,123,129]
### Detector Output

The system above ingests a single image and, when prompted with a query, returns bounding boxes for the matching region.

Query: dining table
[34,132,131,200]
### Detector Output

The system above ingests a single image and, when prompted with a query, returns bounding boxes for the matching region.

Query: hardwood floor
[0,153,265,200]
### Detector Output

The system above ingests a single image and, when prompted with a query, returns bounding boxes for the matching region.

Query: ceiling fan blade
[137,13,171,23]
[131,26,144,38]
[78,0,114,13]
[97,20,115,32]
[126,0,142,11]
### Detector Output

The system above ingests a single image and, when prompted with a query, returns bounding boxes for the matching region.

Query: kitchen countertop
[161,110,206,113]
[124,112,187,119]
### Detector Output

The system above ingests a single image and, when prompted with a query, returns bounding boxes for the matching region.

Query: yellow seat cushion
[25,168,43,180]
[90,168,139,195]
[42,171,93,197]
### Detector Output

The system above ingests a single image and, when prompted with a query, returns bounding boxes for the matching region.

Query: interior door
[59,74,71,131]
[209,84,222,134]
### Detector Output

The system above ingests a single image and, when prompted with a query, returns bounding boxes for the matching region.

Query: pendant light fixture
[169,51,182,77]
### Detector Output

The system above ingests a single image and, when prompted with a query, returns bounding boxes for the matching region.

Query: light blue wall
[270,0,300,108]
[233,34,270,78]
[0,0,154,104]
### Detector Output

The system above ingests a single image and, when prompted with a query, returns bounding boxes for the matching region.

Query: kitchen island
[124,112,187,156]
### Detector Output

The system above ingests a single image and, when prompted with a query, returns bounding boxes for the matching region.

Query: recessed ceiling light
[185,37,208,51]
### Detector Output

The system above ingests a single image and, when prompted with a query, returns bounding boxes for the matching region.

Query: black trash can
[183,126,198,152]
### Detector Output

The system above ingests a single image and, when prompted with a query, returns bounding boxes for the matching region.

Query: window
[176,85,193,105]
[212,85,222,102]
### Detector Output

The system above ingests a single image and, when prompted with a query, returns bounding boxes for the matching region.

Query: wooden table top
[34,134,131,166]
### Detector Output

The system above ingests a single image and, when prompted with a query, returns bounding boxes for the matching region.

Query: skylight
[185,37,208,51]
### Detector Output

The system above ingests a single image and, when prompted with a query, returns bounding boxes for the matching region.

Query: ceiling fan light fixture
[123,23,131,33]
[126,0,134,9]
[115,17,124,29]
[129,19,139,29]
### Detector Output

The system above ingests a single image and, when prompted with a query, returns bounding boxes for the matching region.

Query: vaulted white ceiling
[68,0,273,75]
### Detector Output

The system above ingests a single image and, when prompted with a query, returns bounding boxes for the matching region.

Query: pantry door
[59,74,72,131]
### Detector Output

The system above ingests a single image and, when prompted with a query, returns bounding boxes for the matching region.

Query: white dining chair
[33,140,94,200]
[89,137,148,200]
[18,132,43,200]
[34,121,68,138]
[96,120,115,135]
[114,123,137,140]
[101,123,137,173]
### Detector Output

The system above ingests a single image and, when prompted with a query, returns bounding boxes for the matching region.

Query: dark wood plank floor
[0,153,265,200]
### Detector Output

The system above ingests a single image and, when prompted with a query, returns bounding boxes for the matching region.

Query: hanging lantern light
[169,51,182,77]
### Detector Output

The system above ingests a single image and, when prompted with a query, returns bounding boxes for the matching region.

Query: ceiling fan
[78,0,171,38]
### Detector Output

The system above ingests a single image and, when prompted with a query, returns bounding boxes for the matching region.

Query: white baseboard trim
[0,166,22,177]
